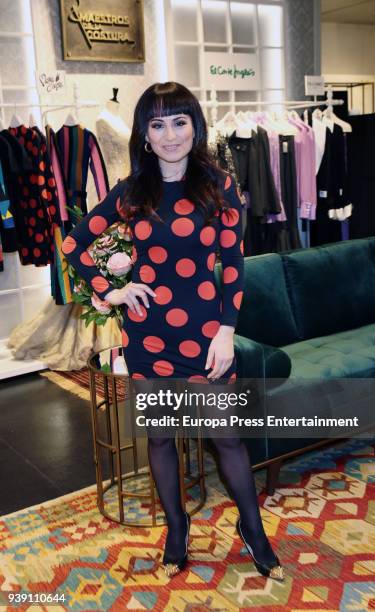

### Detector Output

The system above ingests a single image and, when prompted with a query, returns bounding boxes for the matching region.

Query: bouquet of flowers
[66,210,133,328]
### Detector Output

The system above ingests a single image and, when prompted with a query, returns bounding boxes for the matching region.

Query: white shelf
[0,340,47,381]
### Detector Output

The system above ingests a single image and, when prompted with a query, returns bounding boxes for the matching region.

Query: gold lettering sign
[60,0,145,62]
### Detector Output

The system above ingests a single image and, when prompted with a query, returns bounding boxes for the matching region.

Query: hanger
[237,110,257,132]
[215,111,238,136]
[322,108,352,133]
[29,113,38,128]
[9,113,23,128]
[64,111,79,126]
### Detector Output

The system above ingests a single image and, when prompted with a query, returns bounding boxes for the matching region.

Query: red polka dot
[33,248,41,258]
[207,252,216,271]
[35,233,44,243]
[223,266,239,283]
[240,240,244,255]
[89,216,108,235]
[122,329,129,347]
[221,208,240,227]
[127,305,148,322]
[179,340,201,358]
[233,291,243,310]
[132,372,146,379]
[27,141,33,150]
[153,286,173,305]
[30,199,37,209]
[80,251,95,266]
[140,265,156,283]
[166,308,188,327]
[143,336,165,353]
[39,161,46,171]
[153,360,174,376]
[202,320,220,338]
[131,246,137,263]
[46,191,52,201]
[148,246,167,263]
[32,146,38,156]
[62,236,77,254]
[176,258,196,277]
[91,276,110,293]
[171,218,194,237]
[41,189,48,199]
[220,229,237,248]
[37,209,44,219]
[198,281,216,300]
[49,205,56,216]
[134,220,152,240]
[224,175,232,190]
[174,199,195,215]
[37,175,45,186]
[21,248,29,257]
[188,375,209,384]
[200,226,216,246]
[27,228,33,237]
[21,126,27,134]
[48,178,56,187]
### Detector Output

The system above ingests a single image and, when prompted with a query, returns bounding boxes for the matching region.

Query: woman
[62,82,283,581]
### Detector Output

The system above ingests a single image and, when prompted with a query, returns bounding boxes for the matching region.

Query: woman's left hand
[205,326,235,380]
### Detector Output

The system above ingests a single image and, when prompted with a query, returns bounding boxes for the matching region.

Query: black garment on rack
[279,135,302,250]
[347,114,375,239]
[0,134,20,253]
[310,124,345,246]
[228,128,281,255]
[0,129,33,255]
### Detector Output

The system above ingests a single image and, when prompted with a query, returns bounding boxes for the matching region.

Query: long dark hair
[119,82,227,224]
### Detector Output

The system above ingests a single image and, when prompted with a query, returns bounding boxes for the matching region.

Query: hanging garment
[55,124,109,220]
[347,114,375,239]
[7,125,60,266]
[45,125,73,304]
[47,124,109,303]
[0,134,19,255]
[0,129,33,256]
[279,135,302,250]
[310,124,348,246]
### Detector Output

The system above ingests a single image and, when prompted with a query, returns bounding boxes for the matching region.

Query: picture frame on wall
[59,0,145,63]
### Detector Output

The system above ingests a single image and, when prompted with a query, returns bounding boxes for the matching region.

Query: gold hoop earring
[144,142,152,153]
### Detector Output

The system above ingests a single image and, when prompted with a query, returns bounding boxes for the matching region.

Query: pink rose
[107,252,132,277]
[91,293,112,314]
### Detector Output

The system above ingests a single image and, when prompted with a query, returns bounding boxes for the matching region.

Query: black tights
[147,436,276,564]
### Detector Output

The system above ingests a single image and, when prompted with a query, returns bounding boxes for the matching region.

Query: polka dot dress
[62,174,244,382]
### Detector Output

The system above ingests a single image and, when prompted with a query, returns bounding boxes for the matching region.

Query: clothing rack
[0,83,99,124]
[201,87,344,125]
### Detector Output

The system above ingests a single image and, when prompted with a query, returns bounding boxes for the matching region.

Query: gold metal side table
[87,347,206,527]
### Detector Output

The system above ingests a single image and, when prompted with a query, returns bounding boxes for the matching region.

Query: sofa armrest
[234,334,292,380]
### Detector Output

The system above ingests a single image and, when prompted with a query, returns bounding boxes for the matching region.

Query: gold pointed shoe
[162,512,190,579]
[236,518,285,582]
[269,564,284,581]
[163,562,184,578]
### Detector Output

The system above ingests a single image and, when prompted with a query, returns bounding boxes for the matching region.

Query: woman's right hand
[105,282,156,315]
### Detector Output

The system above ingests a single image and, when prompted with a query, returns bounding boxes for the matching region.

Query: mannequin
[96,88,130,187]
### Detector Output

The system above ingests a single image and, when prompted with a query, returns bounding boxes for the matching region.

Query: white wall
[322,22,375,113]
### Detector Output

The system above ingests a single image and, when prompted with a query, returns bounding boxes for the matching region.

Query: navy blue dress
[62,173,244,382]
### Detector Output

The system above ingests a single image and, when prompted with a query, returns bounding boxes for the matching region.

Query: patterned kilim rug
[40,368,121,402]
[0,438,374,611]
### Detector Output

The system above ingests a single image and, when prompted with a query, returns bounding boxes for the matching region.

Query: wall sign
[59,0,145,62]
[305,75,325,96]
[37,71,66,96]
[203,52,260,91]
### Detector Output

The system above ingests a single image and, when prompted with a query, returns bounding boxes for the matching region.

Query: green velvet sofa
[215,237,375,492]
